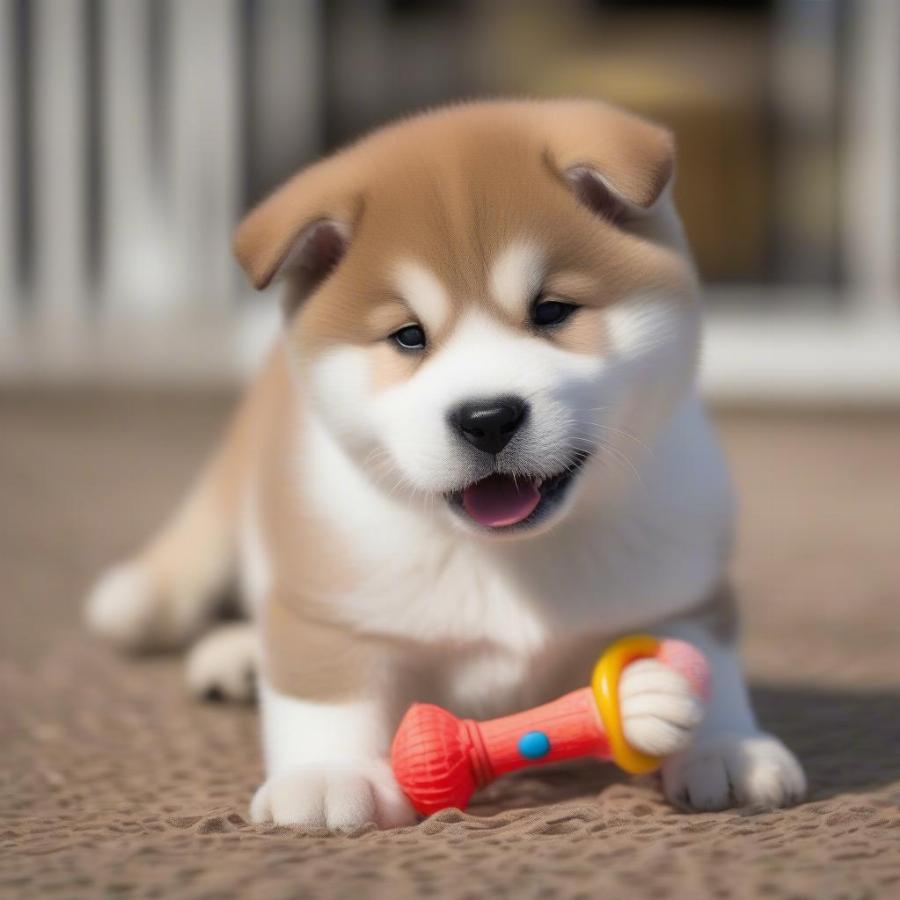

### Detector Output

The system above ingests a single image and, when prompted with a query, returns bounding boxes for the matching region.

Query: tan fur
[548,307,610,356]
[262,599,370,703]
[234,101,675,289]
[250,359,374,697]
[369,343,420,393]
[235,100,689,371]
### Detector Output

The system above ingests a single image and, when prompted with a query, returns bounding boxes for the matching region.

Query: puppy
[86,100,806,828]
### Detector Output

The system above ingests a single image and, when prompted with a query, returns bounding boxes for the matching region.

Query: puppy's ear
[541,101,675,222]
[232,156,359,303]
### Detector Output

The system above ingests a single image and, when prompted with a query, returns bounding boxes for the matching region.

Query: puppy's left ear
[232,153,360,297]
[540,101,675,222]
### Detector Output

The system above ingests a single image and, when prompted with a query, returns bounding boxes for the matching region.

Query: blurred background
[1,0,899,400]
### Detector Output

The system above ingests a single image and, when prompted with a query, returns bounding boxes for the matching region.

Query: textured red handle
[391,687,609,816]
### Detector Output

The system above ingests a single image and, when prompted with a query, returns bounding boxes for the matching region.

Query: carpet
[2,391,899,899]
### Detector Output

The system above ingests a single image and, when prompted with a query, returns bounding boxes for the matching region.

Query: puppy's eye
[391,324,427,351]
[531,299,578,328]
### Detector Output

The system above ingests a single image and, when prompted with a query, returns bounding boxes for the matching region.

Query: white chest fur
[258,393,734,713]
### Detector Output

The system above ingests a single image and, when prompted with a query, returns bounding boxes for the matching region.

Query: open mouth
[446,452,591,531]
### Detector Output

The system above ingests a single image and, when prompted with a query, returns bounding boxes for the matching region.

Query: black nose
[449,396,529,456]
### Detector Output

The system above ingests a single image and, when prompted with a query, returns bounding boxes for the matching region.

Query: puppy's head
[235,101,700,537]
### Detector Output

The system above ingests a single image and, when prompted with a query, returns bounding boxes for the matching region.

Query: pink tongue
[462,474,541,527]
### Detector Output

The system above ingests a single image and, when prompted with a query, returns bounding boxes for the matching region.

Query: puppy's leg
[249,606,414,830]
[659,616,806,811]
[186,622,259,702]
[250,680,414,830]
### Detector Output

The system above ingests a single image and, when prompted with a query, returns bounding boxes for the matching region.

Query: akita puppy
[87,100,805,828]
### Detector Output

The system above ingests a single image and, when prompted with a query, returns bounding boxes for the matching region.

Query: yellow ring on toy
[592,634,663,775]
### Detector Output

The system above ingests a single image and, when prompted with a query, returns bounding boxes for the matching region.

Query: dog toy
[390,635,709,815]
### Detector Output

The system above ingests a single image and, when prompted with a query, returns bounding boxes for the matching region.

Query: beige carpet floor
[1,391,899,899]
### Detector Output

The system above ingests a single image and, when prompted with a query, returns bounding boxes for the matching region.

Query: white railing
[0,0,319,383]
[0,0,897,402]
[704,0,900,405]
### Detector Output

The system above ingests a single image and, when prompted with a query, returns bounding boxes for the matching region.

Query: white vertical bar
[32,0,88,325]
[842,0,900,320]
[0,0,17,327]
[101,0,172,319]
[770,0,839,287]
[251,0,322,187]
[166,0,242,314]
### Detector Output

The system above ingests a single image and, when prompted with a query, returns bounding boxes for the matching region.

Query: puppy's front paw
[250,760,416,830]
[619,658,704,758]
[662,732,806,811]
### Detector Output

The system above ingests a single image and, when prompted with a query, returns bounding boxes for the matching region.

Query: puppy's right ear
[233,156,360,305]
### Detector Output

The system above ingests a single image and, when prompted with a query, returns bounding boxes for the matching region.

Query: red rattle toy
[391,635,709,816]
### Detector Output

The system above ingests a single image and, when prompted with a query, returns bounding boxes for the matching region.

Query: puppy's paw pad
[85,562,161,652]
[187,625,258,702]
[620,658,704,757]
[250,761,415,830]
[662,732,806,811]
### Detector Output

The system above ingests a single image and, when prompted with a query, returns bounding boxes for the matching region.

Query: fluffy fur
[86,100,805,828]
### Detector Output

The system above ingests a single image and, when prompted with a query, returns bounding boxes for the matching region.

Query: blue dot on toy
[517,730,551,759]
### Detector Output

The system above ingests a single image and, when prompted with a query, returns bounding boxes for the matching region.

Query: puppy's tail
[84,352,284,653]
[85,452,240,652]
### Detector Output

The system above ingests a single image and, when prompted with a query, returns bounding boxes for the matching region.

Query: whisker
[596,439,644,487]
[569,419,651,453]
